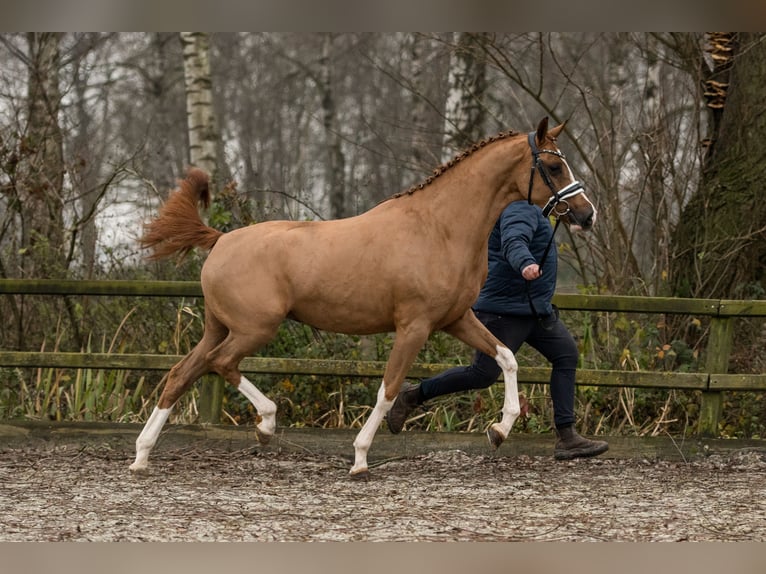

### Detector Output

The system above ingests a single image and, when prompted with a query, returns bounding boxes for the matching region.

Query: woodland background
[0,32,764,438]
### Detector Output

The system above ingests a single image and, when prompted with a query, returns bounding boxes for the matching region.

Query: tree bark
[671,33,766,299]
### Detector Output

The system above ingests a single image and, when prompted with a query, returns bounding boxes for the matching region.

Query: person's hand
[522,263,541,280]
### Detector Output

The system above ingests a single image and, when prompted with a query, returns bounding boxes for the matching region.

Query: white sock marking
[238,376,277,437]
[491,345,521,440]
[351,381,393,475]
[130,406,172,471]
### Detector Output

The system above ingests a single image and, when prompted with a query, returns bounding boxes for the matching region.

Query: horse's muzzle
[581,210,595,229]
[567,206,596,231]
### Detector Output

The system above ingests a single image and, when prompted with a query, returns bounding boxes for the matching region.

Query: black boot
[386,382,421,434]
[554,425,609,460]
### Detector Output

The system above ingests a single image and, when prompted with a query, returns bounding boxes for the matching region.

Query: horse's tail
[140,167,224,261]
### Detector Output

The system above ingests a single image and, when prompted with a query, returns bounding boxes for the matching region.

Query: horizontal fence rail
[2,279,766,435]
[3,278,766,316]
[0,351,715,389]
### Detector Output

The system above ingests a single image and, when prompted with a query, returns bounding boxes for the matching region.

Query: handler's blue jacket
[473,201,557,317]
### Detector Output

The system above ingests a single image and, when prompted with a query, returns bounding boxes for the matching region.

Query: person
[385,200,608,460]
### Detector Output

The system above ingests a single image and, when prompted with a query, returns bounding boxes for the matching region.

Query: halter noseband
[527,131,584,218]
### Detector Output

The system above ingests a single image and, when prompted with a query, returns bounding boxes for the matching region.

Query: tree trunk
[671,33,766,299]
[181,32,220,184]
[320,33,347,219]
[633,36,672,291]
[442,33,489,161]
[72,52,105,278]
[17,32,65,278]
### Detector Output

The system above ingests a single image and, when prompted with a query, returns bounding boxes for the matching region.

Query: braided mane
[384,130,519,202]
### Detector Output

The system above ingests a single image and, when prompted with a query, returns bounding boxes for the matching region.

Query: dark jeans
[419,309,578,428]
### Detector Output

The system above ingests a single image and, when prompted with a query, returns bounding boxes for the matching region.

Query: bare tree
[476,33,704,294]
[318,33,347,219]
[405,34,436,170]
[442,33,490,161]
[116,33,187,191]
[65,33,119,278]
[15,33,65,277]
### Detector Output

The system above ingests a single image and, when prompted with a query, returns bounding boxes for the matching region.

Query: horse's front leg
[350,381,394,478]
[443,310,521,449]
[350,323,429,479]
[486,345,521,449]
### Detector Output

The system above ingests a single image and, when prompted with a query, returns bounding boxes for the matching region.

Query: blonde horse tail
[140,168,224,261]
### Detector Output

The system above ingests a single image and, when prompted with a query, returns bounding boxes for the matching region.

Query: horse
[130,117,596,479]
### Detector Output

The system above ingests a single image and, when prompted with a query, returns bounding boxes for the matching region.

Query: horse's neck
[411,142,526,248]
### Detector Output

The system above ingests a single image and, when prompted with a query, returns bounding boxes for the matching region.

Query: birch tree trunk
[180,32,220,190]
[442,33,489,161]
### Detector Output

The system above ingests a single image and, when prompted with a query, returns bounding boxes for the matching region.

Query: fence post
[698,315,733,437]
[198,374,224,424]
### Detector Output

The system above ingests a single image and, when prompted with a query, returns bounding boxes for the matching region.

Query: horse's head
[525,117,596,231]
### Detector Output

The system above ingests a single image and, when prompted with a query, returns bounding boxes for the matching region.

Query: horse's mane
[382,130,519,203]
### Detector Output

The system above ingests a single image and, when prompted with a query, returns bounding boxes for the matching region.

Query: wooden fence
[2,279,766,435]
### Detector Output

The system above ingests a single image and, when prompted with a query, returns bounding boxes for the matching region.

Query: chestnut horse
[130,117,595,478]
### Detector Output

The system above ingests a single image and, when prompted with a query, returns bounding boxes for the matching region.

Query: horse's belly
[289,293,395,335]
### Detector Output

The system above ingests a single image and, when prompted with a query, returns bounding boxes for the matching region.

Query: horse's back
[203,210,426,283]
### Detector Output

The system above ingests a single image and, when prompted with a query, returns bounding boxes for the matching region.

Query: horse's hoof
[254,427,272,446]
[349,468,371,481]
[486,425,506,450]
[129,463,149,475]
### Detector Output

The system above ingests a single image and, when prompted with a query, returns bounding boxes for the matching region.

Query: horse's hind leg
[206,327,280,445]
[129,342,214,472]
[443,310,521,449]
[240,375,277,445]
[130,309,227,472]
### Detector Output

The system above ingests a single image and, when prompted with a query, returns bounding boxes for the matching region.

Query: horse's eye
[548,163,563,175]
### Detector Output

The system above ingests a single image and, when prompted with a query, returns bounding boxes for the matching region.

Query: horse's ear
[535,117,549,146]
[547,122,566,140]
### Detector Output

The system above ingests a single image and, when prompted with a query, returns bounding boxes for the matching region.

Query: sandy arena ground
[2,434,766,542]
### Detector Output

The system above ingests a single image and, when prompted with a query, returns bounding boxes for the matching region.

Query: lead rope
[538,216,562,271]
[525,216,562,327]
